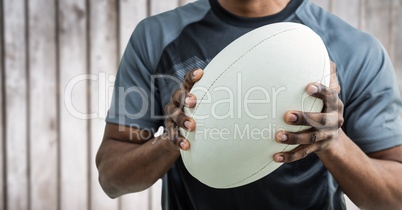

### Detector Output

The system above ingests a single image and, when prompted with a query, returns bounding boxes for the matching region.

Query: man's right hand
[164,68,204,150]
[96,68,203,197]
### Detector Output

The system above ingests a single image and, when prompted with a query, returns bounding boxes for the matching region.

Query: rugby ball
[180,22,330,188]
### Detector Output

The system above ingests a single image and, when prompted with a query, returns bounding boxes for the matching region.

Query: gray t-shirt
[106,0,402,209]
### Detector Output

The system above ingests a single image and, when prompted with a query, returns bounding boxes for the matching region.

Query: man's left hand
[274,62,344,163]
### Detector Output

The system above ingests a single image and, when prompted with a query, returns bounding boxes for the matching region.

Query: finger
[183,68,204,90]
[273,143,322,163]
[165,104,196,131]
[185,94,197,108]
[171,89,197,108]
[305,82,340,112]
[164,118,190,150]
[275,129,337,145]
[284,111,340,129]
[165,102,178,116]
[171,88,185,107]
[329,61,341,93]
[164,118,178,140]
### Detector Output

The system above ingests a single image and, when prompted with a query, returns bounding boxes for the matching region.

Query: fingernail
[184,121,191,129]
[308,85,318,94]
[185,97,191,106]
[275,155,284,162]
[277,133,287,142]
[288,114,298,122]
[192,69,200,77]
[180,141,186,149]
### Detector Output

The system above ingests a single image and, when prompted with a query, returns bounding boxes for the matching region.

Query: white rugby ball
[180,22,330,189]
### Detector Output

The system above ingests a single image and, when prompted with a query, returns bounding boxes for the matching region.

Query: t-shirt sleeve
[106,20,164,132]
[341,35,402,153]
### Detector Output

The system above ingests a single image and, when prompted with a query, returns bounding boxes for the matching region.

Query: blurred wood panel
[391,0,402,94]
[332,0,361,28]
[1,0,401,210]
[0,0,4,209]
[150,0,179,15]
[28,0,59,209]
[3,0,29,209]
[151,180,163,210]
[310,0,331,11]
[361,0,392,51]
[180,0,197,5]
[119,0,147,56]
[89,0,119,210]
[58,0,89,209]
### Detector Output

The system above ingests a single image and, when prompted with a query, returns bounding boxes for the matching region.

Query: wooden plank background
[4,0,29,210]
[1,0,401,210]
[28,0,58,210]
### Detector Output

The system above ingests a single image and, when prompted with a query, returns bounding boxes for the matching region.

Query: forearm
[316,131,402,209]
[96,134,180,198]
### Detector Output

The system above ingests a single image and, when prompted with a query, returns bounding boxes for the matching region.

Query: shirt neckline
[209,0,303,28]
